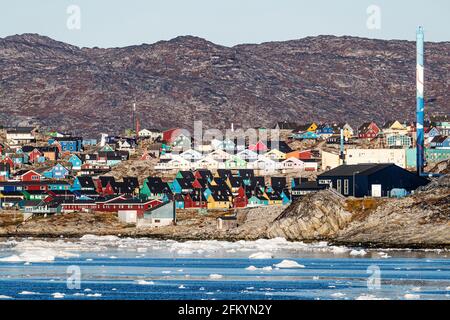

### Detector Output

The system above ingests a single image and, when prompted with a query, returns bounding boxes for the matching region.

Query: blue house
[248,195,269,206]
[292,131,319,140]
[316,124,334,136]
[49,137,83,152]
[47,181,71,191]
[82,139,97,147]
[69,154,82,170]
[43,164,69,179]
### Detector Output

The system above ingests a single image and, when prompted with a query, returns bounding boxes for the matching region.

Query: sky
[0,0,449,48]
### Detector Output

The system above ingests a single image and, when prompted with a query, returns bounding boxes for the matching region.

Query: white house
[251,156,278,172]
[211,138,235,151]
[208,149,233,161]
[237,149,259,161]
[138,129,162,140]
[155,155,191,171]
[179,149,203,161]
[280,157,305,171]
[263,148,286,160]
[6,127,36,145]
[194,156,219,170]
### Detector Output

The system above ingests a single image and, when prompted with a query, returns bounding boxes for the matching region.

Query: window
[344,179,349,195]
[336,179,342,194]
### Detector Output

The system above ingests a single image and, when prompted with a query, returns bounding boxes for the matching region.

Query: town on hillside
[0,114,449,229]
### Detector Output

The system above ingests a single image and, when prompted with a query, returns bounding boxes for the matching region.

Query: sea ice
[246,266,258,271]
[350,249,367,256]
[248,252,273,259]
[136,280,155,285]
[86,293,102,297]
[18,291,40,295]
[273,260,305,268]
[209,274,223,279]
[0,295,13,299]
[331,292,346,298]
[404,293,420,300]
[52,293,65,299]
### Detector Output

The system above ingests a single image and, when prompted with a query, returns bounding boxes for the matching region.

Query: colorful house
[263,149,286,160]
[358,122,380,139]
[43,164,70,180]
[69,154,82,170]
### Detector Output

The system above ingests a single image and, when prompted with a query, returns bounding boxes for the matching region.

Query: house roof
[77,176,96,189]
[293,181,327,191]
[274,121,298,130]
[6,127,35,134]
[271,177,287,191]
[238,169,255,179]
[318,164,394,177]
[431,135,448,143]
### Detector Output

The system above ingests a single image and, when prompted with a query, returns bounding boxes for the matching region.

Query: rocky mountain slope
[0,34,449,136]
[268,175,450,247]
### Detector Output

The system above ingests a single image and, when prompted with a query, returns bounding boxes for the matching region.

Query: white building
[138,129,162,140]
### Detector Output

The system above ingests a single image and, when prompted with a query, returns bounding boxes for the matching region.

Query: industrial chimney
[416,26,425,175]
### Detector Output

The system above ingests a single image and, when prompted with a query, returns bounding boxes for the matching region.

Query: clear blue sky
[0,0,448,48]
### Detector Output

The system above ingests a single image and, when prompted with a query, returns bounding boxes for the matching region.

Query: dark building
[291,181,326,200]
[317,164,429,198]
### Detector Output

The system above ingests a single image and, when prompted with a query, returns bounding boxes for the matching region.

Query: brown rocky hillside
[0,34,449,137]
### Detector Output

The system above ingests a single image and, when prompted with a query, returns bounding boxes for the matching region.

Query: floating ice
[0,295,13,299]
[209,274,223,279]
[356,294,387,300]
[274,260,305,268]
[18,291,40,295]
[136,280,154,285]
[178,285,186,289]
[52,293,65,299]
[246,266,258,271]
[350,249,367,256]
[404,293,420,300]
[86,293,102,297]
[249,252,273,259]
[331,292,346,298]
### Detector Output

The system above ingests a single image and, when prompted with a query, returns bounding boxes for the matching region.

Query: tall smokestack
[416,27,425,175]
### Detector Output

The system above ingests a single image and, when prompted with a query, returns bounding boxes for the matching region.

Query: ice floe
[273,260,305,268]
[404,293,420,300]
[209,274,223,279]
[0,295,13,299]
[136,280,154,285]
[349,249,367,256]
[248,252,273,259]
[52,292,65,299]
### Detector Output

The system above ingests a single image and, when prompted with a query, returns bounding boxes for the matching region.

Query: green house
[225,156,247,169]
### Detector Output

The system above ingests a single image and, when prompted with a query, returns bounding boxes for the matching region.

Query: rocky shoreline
[0,175,449,249]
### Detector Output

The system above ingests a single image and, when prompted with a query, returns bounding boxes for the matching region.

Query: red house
[358,122,380,139]
[20,170,42,182]
[95,196,162,217]
[248,141,268,152]
[184,192,207,209]
[1,157,14,170]
[233,186,248,208]
[28,148,42,163]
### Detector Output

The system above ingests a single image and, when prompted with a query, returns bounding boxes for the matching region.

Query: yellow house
[207,193,231,209]
[296,122,318,133]
[264,149,286,160]
[263,191,283,206]
[383,120,407,135]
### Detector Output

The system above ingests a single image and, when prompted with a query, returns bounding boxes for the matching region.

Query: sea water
[0,236,448,300]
